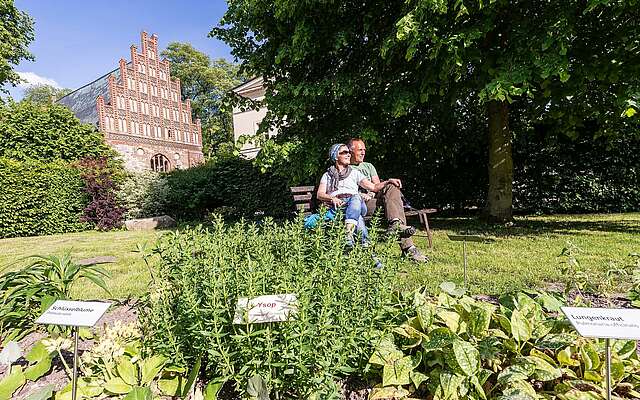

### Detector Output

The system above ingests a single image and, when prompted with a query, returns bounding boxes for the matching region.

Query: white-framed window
[150,154,170,172]
[147,50,156,60]
[149,68,156,77]
[193,132,198,144]
[116,96,125,110]
[153,105,159,117]
[118,119,126,132]
[129,99,138,112]
[138,64,146,74]
[151,85,157,96]
[159,71,166,81]
[173,110,179,122]
[141,82,148,94]
[127,77,135,89]
[104,116,115,131]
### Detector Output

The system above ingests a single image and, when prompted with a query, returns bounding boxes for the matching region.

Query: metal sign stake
[447,234,495,290]
[605,338,611,400]
[35,300,111,400]
[561,307,640,400]
[72,326,79,400]
[463,240,468,289]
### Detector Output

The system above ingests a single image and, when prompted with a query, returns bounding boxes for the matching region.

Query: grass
[0,229,163,299]
[1,213,638,299]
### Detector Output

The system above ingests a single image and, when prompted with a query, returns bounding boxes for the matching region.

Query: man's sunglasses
[339,150,351,155]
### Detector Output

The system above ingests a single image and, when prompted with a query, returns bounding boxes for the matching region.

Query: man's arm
[359,178,399,193]
[368,163,401,188]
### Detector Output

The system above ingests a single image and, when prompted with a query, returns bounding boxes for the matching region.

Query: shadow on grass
[428,215,640,238]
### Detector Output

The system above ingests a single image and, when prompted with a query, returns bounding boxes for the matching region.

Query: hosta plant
[52,321,192,399]
[368,282,640,400]
[0,340,55,400]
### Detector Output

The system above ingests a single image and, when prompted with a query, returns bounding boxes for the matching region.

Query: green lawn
[1,213,638,299]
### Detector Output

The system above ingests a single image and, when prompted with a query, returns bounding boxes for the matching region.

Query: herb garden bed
[2,215,639,399]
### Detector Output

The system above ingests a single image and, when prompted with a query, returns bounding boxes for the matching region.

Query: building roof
[57,63,129,126]
[231,76,263,96]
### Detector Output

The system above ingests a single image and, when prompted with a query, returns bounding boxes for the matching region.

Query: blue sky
[4,0,232,99]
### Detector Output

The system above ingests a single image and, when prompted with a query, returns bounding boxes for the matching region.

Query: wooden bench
[290,186,437,248]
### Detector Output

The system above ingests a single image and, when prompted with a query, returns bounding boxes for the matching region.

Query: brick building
[58,32,203,171]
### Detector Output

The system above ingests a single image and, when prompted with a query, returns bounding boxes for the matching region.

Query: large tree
[161,42,244,157]
[22,84,71,104]
[0,0,34,92]
[214,0,639,222]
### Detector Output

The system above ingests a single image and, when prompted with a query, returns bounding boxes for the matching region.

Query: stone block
[124,215,176,231]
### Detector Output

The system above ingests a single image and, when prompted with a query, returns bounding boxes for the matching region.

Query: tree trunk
[484,100,513,222]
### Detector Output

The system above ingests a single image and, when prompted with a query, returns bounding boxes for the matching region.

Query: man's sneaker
[402,245,429,263]
[387,220,416,239]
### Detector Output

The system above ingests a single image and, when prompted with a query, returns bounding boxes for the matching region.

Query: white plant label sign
[36,300,111,327]
[233,294,298,324]
[561,307,640,340]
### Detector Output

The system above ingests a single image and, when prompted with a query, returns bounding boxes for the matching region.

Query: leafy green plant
[117,171,170,220]
[558,242,593,302]
[0,253,110,343]
[368,283,640,399]
[0,340,55,400]
[139,214,398,398]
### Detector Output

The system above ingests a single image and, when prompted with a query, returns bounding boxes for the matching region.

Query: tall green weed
[139,215,399,398]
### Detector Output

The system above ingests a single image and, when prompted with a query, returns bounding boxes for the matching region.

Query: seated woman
[316,143,399,247]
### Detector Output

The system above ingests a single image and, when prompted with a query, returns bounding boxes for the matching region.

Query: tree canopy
[161,42,244,157]
[0,0,34,92]
[214,0,640,221]
[0,100,115,162]
[22,84,72,104]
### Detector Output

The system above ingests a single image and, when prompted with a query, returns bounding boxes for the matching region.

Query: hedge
[0,158,88,238]
[161,157,293,220]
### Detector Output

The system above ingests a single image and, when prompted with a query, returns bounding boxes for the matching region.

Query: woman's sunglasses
[338,150,351,155]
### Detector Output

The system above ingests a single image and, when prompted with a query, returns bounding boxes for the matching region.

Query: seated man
[348,138,428,263]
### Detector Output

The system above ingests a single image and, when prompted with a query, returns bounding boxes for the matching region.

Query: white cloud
[16,71,61,89]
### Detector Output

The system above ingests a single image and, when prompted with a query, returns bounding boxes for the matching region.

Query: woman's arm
[317,182,344,207]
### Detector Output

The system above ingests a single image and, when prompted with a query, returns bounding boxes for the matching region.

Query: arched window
[150,154,170,172]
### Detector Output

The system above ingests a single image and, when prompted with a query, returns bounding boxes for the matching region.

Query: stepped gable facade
[58,32,203,171]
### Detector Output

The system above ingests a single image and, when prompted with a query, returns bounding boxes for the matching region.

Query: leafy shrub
[0,340,56,399]
[369,283,640,399]
[0,100,115,162]
[0,157,88,238]
[78,158,125,230]
[162,157,293,219]
[140,215,398,398]
[513,133,640,214]
[117,171,170,220]
[0,253,110,343]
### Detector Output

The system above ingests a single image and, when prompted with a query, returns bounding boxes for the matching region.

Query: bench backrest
[290,186,315,215]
